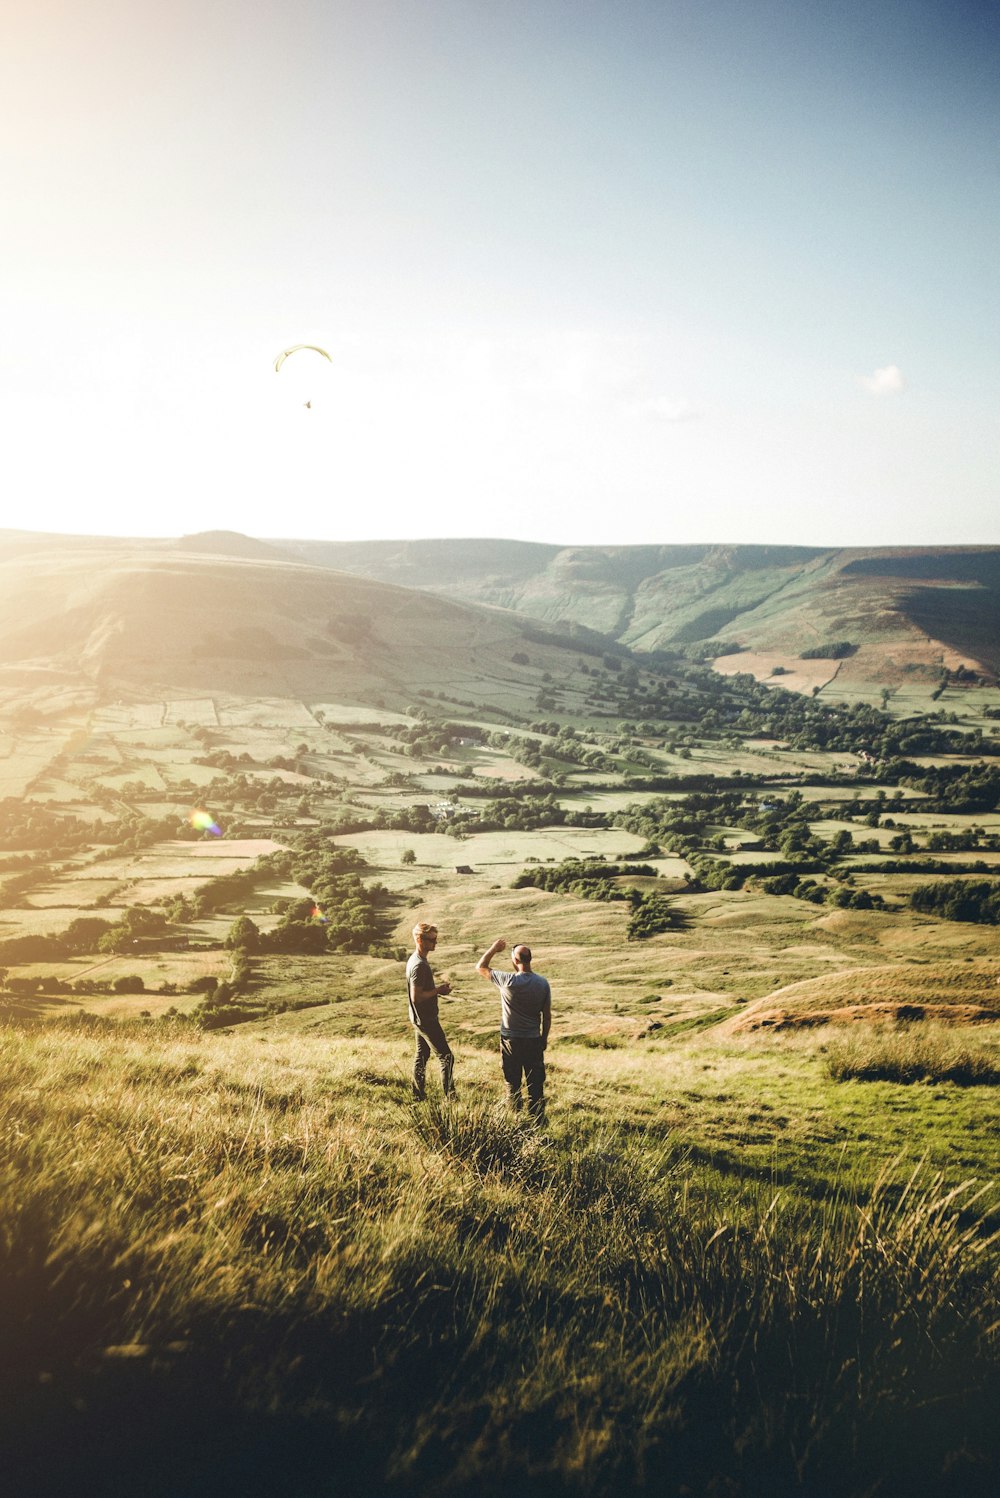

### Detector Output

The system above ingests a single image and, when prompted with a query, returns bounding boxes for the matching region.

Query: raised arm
[476,937,506,980]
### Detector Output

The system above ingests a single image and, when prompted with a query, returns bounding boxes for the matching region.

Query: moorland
[1,528,999,1496]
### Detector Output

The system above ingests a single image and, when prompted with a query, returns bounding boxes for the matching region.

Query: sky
[2,0,997,548]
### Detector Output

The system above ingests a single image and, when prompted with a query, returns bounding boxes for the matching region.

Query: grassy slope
[5,532,999,696]
[275,537,1000,682]
[1,1018,997,1498]
[2,542,1000,1491]
[5,807,999,1493]
[0,540,597,711]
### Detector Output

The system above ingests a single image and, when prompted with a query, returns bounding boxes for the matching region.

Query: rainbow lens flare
[311,905,328,923]
[190,809,222,836]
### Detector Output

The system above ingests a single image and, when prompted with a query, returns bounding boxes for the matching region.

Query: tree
[626,893,679,940]
[188,975,219,994]
[119,907,168,937]
[225,916,261,952]
[7,976,42,996]
[63,917,115,952]
[401,848,417,865]
[112,975,145,994]
[97,930,132,955]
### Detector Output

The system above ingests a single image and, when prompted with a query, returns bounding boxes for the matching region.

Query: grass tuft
[826,1022,1000,1086]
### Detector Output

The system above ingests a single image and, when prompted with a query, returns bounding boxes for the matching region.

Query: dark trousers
[412,1013,455,1099]
[501,1035,545,1121]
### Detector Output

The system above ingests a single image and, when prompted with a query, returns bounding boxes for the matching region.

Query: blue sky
[2,0,997,546]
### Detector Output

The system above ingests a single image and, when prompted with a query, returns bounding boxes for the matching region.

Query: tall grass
[825,1022,1000,1085]
[1,1019,997,1497]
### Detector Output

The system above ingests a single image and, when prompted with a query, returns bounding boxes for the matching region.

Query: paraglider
[273,344,332,373]
[274,344,331,409]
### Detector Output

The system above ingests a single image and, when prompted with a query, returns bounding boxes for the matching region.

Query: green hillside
[2,1016,998,1497]
[0,534,605,711]
[277,538,1000,685]
[1,528,999,1495]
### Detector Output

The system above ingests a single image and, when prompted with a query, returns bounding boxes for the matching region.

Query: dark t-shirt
[489,969,551,1039]
[406,951,437,1025]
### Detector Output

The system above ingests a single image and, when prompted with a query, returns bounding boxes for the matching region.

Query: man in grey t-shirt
[406,921,455,1100]
[476,937,551,1121]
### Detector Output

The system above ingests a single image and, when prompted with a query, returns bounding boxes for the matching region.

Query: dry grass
[713,650,839,694]
[825,1022,1000,1085]
[0,1018,997,1497]
[725,960,1000,1032]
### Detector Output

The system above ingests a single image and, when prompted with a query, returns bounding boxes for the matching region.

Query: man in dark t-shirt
[476,937,551,1121]
[406,921,455,1101]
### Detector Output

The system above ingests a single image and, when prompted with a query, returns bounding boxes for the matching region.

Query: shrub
[626,893,678,940]
[800,641,857,660]
[910,878,1000,925]
[188,975,219,994]
[111,975,145,994]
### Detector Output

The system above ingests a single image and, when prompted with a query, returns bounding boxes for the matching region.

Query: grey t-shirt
[406,951,437,1025]
[489,969,551,1039]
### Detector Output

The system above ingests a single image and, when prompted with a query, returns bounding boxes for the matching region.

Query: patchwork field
[331,824,647,873]
[2,649,999,1496]
[3,680,1000,1024]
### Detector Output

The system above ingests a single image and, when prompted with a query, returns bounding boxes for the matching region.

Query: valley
[1,529,999,1496]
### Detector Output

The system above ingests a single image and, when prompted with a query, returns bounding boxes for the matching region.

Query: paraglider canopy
[274,344,332,373]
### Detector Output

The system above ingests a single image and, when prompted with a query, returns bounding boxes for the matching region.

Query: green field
[1,1017,996,1497]
[2,672,999,1495]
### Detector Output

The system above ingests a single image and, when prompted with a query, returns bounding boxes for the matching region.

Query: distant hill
[3,530,998,706]
[174,530,297,563]
[719,960,1000,1033]
[276,539,1000,686]
[0,534,601,711]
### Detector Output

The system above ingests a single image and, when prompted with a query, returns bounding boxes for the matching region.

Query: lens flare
[190,809,222,836]
[311,905,328,923]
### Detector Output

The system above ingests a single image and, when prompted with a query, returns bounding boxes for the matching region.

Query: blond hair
[412,921,438,942]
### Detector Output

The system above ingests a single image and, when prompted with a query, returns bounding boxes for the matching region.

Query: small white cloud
[644,396,702,423]
[859,364,906,395]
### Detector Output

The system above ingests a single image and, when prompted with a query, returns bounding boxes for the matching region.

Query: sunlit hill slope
[0,531,596,708]
[277,538,1000,686]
